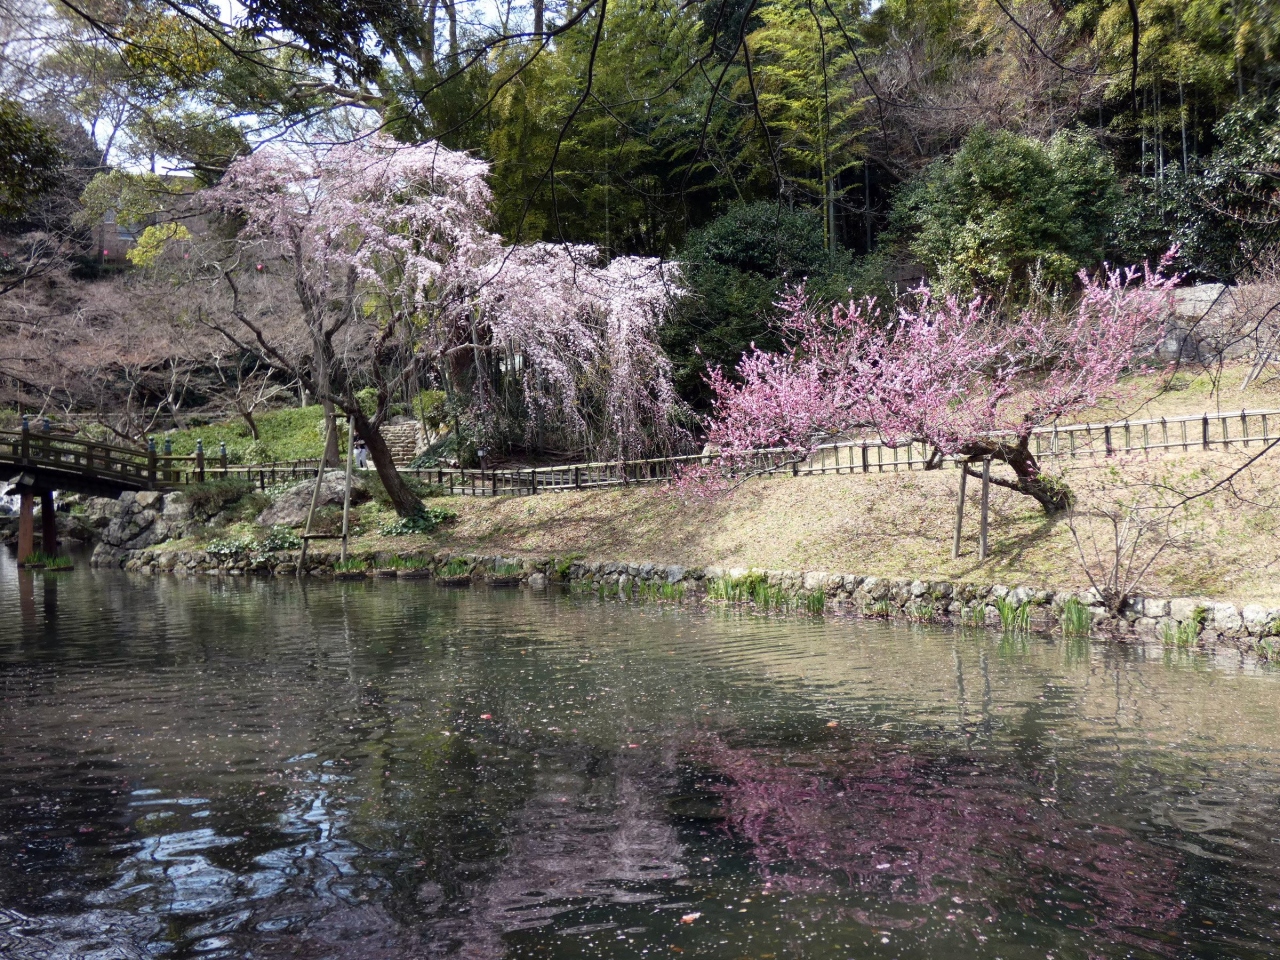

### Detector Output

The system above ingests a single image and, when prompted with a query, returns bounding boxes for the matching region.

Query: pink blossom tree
[698,260,1177,513]
[196,134,682,515]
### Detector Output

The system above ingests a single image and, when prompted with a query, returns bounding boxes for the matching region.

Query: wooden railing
[411,408,1280,496]
[5,408,1278,497]
[0,424,160,488]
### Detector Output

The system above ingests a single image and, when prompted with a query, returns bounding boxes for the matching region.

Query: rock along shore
[96,545,1277,660]
[80,489,1280,658]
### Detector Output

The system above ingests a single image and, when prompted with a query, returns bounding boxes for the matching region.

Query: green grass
[864,598,895,619]
[994,596,1032,635]
[439,557,471,577]
[1161,607,1205,649]
[399,555,432,571]
[159,406,331,464]
[26,551,72,569]
[633,579,687,602]
[333,557,368,573]
[705,573,822,614]
[1060,597,1092,638]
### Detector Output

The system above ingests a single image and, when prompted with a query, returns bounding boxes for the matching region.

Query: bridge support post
[41,490,56,552]
[16,491,34,565]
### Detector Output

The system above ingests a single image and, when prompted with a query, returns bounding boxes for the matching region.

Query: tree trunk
[348,405,422,517]
[532,0,544,36]
[237,402,260,440]
[956,438,1071,515]
[321,398,341,467]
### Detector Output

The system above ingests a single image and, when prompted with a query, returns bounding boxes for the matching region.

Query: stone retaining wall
[96,542,1280,656]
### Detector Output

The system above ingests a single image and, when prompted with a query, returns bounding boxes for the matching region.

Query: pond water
[3,554,1280,959]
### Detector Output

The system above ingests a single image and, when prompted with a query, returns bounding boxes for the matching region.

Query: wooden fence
[7,408,1278,498]
[409,408,1280,498]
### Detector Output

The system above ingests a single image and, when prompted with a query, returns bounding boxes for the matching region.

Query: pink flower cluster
[204,134,682,458]
[697,257,1177,474]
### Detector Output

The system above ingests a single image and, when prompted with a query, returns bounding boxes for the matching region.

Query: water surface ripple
[2,554,1280,958]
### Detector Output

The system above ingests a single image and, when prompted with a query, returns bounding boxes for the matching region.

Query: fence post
[532,468,539,494]
[861,444,869,473]
[195,439,205,483]
[1161,418,1168,450]
[1242,410,1249,448]
[20,415,29,461]
[1104,425,1113,456]
[952,465,968,559]
[220,441,228,475]
[1202,414,1210,450]
[979,458,991,561]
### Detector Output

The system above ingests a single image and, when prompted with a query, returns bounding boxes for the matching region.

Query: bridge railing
[1,423,159,487]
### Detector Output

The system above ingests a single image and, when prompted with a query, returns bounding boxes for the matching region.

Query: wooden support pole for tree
[952,466,967,560]
[298,419,333,575]
[17,490,34,565]
[979,458,991,561]
[340,415,355,564]
[40,490,55,552]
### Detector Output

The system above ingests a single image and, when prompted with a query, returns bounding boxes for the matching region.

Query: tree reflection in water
[695,732,1185,954]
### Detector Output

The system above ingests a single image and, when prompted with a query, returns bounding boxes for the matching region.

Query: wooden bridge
[2,419,320,564]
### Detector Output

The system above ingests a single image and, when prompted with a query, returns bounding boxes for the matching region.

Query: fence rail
[5,408,1279,498]
[411,408,1280,496]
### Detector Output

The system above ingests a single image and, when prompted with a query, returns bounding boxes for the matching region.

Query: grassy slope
[160,407,332,462]
[349,446,1280,604]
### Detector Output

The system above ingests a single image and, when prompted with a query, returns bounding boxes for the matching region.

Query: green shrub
[379,507,456,536]
[439,557,470,577]
[889,127,1118,292]
[186,478,256,521]
[260,526,301,551]
[334,557,369,573]
[205,535,256,558]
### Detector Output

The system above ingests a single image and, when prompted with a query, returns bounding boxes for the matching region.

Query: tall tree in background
[186,135,682,513]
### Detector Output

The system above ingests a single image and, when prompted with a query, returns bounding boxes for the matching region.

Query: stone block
[1169,598,1203,623]
[1242,604,1270,636]
[1141,598,1171,619]
[804,572,829,592]
[667,565,686,584]
[910,579,928,597]
[527,572,547,590]
[1210,602,1243,634]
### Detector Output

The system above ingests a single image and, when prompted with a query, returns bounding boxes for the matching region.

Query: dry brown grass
[1080,361,1280,423]
[351,445,1280,605]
